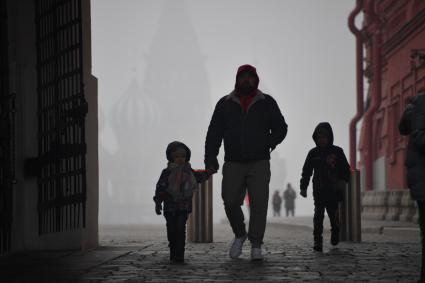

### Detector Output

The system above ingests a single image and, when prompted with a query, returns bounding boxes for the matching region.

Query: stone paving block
[1,223,422,282]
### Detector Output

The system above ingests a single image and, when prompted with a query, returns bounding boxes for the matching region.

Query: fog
[92,0,356,224]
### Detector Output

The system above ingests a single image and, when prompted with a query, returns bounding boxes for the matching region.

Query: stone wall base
[361,190,417,223]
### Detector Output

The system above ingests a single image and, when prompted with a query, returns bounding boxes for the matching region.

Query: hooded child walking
[153,141,212,263]
[299,122,350,252]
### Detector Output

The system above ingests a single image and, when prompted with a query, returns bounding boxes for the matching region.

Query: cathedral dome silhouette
[111,78,162,140]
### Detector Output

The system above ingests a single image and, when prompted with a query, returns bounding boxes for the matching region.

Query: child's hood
[312,122,334,146]
[166,141,191,162]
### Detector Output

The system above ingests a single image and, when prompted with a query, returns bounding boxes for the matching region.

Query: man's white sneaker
[229,235,247,259]
[251,247,264,261]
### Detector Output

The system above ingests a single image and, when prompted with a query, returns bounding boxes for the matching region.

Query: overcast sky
[91,0,357,224]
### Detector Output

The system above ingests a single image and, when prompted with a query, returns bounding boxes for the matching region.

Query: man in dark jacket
[399,90,425,283]
[299,122,350,252]
[205,64,288,261]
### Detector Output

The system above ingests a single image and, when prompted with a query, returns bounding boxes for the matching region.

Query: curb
[267,221,420,236]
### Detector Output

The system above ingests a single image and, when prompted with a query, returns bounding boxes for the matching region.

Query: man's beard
[237,83,256,96]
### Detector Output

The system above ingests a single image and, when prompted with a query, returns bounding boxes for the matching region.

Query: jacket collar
[226,90,266,111]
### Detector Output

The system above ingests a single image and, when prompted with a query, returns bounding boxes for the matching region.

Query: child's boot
[170,248,176,263]
[313,235,323,252]
[174,251,185,263]
[331,228,340,246]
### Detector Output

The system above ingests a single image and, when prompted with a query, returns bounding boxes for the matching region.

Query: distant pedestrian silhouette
[283,183,296,217]
[272,190,282,217]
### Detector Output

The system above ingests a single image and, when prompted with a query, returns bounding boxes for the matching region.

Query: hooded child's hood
[312,122,334,146]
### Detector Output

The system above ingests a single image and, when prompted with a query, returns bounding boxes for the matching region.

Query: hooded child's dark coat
[300,122,350,203]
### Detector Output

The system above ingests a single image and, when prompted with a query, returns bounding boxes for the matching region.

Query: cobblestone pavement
[78,223,421,283]
[1,222,421,282]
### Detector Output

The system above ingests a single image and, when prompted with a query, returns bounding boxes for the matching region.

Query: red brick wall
[359,0,425,191]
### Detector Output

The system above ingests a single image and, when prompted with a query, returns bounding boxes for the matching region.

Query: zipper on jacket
[241,111,247,159]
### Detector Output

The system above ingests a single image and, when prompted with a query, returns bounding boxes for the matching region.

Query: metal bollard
[187,175,213,243]
[339,182,350,242]
[339,170,362,242]
[350,169,361,242]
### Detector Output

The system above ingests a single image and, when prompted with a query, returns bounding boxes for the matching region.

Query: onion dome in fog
[111,78,162,140]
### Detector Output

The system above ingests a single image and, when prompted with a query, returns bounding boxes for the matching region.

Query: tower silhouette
[143,1,211,162]
[106,2,211,223]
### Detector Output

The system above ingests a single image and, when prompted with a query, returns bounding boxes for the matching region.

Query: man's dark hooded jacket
[399,91,425,200]
[300,122,350,202]
[204,65,288,169]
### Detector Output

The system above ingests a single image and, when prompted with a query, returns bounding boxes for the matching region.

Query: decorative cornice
[381,7,425,58]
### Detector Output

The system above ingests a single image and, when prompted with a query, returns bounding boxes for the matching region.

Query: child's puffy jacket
[154,141,210,212]
[154,164,209,212]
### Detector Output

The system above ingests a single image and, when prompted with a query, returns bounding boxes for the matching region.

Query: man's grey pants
[222,160,270,248]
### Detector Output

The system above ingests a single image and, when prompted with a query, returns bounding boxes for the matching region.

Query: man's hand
[300,189,307,198]
[155,203,162,215]
[268,136,276,153]
[205,158,219,173]
[206,168,217,175]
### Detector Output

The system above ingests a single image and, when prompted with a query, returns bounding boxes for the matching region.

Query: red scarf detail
[238,91,257,112]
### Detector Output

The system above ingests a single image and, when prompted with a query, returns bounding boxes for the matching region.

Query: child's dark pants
[313,199,339,240]
[164,210,188,261]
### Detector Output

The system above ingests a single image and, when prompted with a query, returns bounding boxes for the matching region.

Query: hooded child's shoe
[170,255,184,264]
[313,243,323,252]
[313,236,323,252]
[331,230,340,246]
[169,249,176,262]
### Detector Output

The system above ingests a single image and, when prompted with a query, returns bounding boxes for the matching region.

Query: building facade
[349,0,425,222]
[0,0,98,256]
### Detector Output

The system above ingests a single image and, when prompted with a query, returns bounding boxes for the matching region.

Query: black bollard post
[340,170,362,242]
[339,182,350,242]
[349,169,362,242]
[187,175,213,243]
